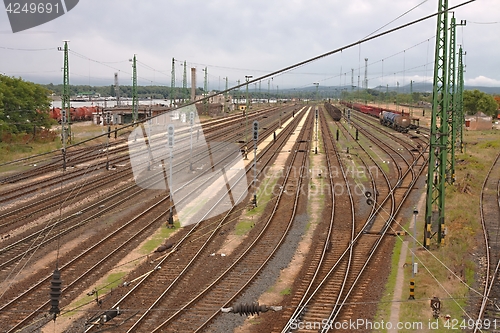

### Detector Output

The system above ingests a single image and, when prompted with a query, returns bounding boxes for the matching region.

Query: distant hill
[282,83,500,95]
[360,82,500,95]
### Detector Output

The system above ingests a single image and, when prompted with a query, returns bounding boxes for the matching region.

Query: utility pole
[237,79,241,108]
[410,80,413,118]
[130,54,138,123]
[424,0,449,248]
[351,68,354,103]
[245,75,253,145]
[171,58,175,108]
[259,81,261,104]
[224,77,228,115]
[446,16,466,184]
[60,40,71,149]
[313,82,319,102]
[182,60,188,104]
[457,47,465,153]
[396,82,400,113]
[114,73,120,107]
[203,67,208,115]
[267,79,270,105]
[365,58,369,104]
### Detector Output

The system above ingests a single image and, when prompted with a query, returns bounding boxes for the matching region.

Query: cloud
[466,76,500,87]
[1,0,499,89]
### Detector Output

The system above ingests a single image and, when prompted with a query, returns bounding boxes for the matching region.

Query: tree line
[1,76,499,141]
[1,75,53,139]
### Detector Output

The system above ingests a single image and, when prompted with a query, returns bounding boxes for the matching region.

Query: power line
[0,45,57,51]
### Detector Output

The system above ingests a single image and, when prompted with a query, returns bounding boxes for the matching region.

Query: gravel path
[207,213,309,333]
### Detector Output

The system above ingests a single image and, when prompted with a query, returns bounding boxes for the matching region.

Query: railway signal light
[253,121,259,142]
[168,124,175,148]
[61,109,67,123]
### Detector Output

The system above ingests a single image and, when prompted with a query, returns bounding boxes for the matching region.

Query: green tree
[463,89,498,117]
[0,75,52,135]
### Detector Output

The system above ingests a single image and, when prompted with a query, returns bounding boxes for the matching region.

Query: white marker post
[253,120,259,207]
[167,124,175,228]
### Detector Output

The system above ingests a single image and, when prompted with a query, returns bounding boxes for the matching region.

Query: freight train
[339,101,417,133]
[324,102,342,121]
[49,106,97,122]
[379,111,411,133]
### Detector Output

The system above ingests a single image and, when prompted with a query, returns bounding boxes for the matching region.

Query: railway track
[278,106,428,332]
[0,106,283,207]
[475,150,500,332]
[0,105,296,264]
[80,107,313,332]
[0,106,299,331]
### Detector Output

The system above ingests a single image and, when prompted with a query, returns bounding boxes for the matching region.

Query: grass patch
[379,129,500,329]
[0,123,126,166]
[280,287,292,296]
[375,236,403,327]
[140,221,180,254]
[248,174,280,216]
[63,271,127,317]
[235,220,255,236]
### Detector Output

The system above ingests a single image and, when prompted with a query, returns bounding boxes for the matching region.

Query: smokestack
[191,68,196,102]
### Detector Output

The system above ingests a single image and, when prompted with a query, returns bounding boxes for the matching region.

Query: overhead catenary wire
[0,145,110,300]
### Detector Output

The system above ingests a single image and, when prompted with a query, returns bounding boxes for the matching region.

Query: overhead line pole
[447,15,457,184]
[457,47,465,153]
[447,16,466,184]
[424,0,449,248]
[61,40,71,147]
[131,54,138,123]
[171,58,176,108]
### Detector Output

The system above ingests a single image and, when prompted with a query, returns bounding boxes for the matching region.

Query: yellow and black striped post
[409,278,415,300]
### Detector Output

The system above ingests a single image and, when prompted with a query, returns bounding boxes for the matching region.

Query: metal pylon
[457,47,465,153]
[424,0,449,248]
[62,41,71,144]
[131,54,138,123]
[171,57,176,107]
[446,16,466,184]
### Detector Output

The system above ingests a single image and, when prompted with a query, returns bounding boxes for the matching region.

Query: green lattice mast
[457,47,465,153]
[446,16,466,184]
[182,60,187,103]
[131,54,138,123]
[61,40,71,144]
[424,0,449,248]
[171,58,175,107]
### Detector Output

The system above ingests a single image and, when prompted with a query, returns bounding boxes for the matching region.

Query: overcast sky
[1,0,499,93]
